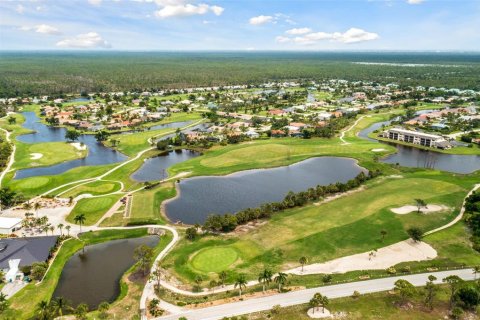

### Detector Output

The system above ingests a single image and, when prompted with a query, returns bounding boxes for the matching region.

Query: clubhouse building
[381,128,451,149]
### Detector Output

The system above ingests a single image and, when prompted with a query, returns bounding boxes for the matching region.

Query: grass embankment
[128,182,175,224]
[4,228,153,319]
[164,170,479,286]
[66,194,123,226]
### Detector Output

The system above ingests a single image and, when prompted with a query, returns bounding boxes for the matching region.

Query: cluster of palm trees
[22,210,71,237]
[232,269,289,298]
[309,292,329,314]
[35,296,110,320]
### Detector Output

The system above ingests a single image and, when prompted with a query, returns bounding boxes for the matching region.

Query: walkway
[338,115,370,144]
[156,269,476,320]
[425,184,480,236]
[0,125,16,188]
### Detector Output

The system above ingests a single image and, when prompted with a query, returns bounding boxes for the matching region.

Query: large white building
[382,128,450,149]
[0,217,22,235]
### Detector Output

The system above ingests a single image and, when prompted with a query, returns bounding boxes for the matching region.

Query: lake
[131,149,201,182]
[53,236,159,309]
[15,112,128,179]
[164,157,367,224]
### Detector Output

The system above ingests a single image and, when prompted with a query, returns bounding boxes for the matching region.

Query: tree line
[201,170,381,233]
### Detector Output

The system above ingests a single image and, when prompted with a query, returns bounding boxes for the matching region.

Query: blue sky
[1,0,479,51]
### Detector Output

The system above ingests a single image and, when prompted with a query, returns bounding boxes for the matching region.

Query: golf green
[191,246,239,273]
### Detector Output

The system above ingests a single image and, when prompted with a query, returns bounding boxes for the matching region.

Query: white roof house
[0,217,22,235]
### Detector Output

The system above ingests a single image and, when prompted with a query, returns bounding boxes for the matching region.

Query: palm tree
[218,271,227,287]
[299,256,307,272]
[22,201,32,212]
[58,223,64,236]
[36,300,51,320]
[274,272,288,292]
[320,295,329,313]
[42,225,49,236]
[65,225,71,236]
[258,269,273,293]
[34,202,42,218]
[380,229,387,241]
[0,292,8,313]
[49,225,55,235]
[74,213,86,233]
[234,274,247,297]
[51,296,71,319]
[474,266,480,280]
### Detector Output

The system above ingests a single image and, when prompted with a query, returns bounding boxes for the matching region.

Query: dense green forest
[1,51,480,97]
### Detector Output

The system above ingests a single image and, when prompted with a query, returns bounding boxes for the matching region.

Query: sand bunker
[30,153,43,160]
[70,142,87,151]
[288,239,437,275]
[308,308,331,318]
[391,204,448,215]
[371,148,386,152]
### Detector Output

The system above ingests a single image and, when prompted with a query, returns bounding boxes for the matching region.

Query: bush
[387,267,397,274]
[31,262,48,281]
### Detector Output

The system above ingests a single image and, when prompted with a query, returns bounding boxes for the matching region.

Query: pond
[164,157,367,224]
[53,236,159,309]
[131,149,201,182]
[67,97,92,103]
[15,112,128,179]
[358,120,480,174]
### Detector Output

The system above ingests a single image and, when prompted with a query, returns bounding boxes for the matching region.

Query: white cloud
[88,0,103,5]
[275,36,291,43]
[210,5,224,16]
[35,24,61,35]
[407,0,424,4]
[56,32,111,48]
[19,24,62,35]
[277,28,379,45]
[249,15,273,25]
[154,3,224,18]
[16,4,25,14]
[286,27,311,35]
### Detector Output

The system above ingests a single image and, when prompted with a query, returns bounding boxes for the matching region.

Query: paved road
[156,269,476,320]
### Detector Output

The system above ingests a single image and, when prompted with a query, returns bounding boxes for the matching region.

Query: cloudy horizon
[1,0,479,51]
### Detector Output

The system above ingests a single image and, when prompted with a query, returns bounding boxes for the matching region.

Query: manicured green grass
[6,163,117,198]
[191,246,239,273]
[61,180,122,198]
[168,136,393,178]
[105,128,169,156]
[67,194,122,226]
[14,141,87,170]
[165,170,478,284]
[144,112,203,128]
[4,228,151,320]
[129,182,175,223]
